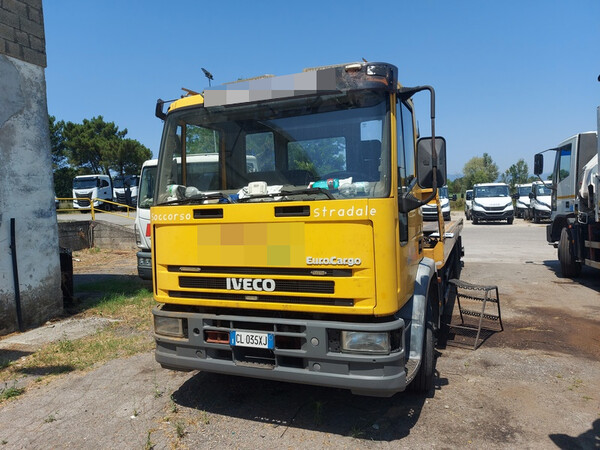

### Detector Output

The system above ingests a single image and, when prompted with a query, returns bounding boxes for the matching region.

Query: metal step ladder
[448,279,504,350]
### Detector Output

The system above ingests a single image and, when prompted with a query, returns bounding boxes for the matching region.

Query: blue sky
[44,0,600,176]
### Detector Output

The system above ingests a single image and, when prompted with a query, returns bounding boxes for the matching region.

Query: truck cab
[528,181,552,223]
[113,174,139,207]
[135,159,157,280]
[464,189,473,220]
[515,183,532,219]
[471,182,514,224]
[150,62,463,396]
[72,174,113,210]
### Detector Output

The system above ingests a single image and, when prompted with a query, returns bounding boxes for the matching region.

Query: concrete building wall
[0,0,62,335]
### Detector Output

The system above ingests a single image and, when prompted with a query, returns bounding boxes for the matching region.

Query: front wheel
[507,217,514,225]
[558,227,581,277]
[410,323,434,393]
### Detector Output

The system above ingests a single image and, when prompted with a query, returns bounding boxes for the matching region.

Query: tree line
[448,153,537,197]
[51,115,152,197]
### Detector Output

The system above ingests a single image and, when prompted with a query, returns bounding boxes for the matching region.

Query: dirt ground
[0,215,598,449]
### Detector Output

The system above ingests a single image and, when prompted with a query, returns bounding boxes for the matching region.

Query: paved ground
[57,209,136,229]
[0,213,598,449]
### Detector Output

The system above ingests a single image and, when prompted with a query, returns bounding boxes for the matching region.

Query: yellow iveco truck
[151,62,463,396]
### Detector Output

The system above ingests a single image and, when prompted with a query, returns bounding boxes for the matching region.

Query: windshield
[474,185,510,198]
[114,175,139,189]
[73,178,99,189]
[536,184,552,196]
[518,186,531,196]
[138,166,157,209]
[155,91,391,205]
[439,186,448,199]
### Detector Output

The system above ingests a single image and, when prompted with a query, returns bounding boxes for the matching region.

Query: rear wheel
[558,227,581,277]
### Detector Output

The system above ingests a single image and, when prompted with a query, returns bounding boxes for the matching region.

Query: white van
[72,174,113,210]
[422,185,452,221]
[135,160,157,280]
[471,182,514,224]
[464,189,473,220]
[529,180,552,223]
[515,183,532,218]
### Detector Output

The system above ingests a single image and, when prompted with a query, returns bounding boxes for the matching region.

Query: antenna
[202,68,214,87]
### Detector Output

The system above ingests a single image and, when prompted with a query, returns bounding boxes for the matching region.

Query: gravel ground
[0,213,598,449]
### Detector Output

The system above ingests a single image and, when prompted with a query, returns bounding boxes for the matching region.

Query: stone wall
[0,0,62,335]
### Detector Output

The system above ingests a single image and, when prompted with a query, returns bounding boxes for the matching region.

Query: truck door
[396,98,421,302]
[553,141,574,216]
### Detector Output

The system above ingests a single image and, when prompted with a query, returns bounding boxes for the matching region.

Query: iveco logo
[226,278,276,292]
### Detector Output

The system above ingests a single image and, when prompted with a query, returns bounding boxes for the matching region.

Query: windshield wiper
[156,192,233,206]
[238,187,335,202]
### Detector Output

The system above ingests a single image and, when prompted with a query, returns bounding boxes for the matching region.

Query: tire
[558,227,581,278]
[533,210,540,224]
[444,212,450,221]
[410,323,434,393]
[472,217,479,224]
[507,217,513,225]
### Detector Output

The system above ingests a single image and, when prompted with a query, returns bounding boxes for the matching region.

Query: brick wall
[0,0,46,67]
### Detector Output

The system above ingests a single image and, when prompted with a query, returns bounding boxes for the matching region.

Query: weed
[175,422,185,439]
[154,386,163,399]
[144,430,154,450]
[133,409,139,417]
[0,383,24,401]
[170,400,179,414]
[200,410,210,425]
[312,400,325,426]
[349,424,365,438]
[44,414,56,423]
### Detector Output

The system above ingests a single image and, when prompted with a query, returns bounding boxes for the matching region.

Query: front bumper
[533,208,551,219]
[471,208,514,221]
[137,250,152,280]
[153,305,407,397]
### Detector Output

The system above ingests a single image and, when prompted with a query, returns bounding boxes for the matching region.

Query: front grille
[179,276,334,294]
[169,290,353,306]
[169,265,352,277]
[116,193,126,203]
[75,193,91,207]
[483,206,506,212]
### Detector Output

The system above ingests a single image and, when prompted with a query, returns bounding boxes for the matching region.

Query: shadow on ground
[542,260,600,292]
[171,367,447,441]
[69,274,152,312]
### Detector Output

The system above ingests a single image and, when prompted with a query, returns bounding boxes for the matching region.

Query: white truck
[113,174,139,207]
[135,160,157,280]
[421,185,453,221]
[515,183,532,219]
[528,180,552,223]
[72,174,113,210]
[534,123,599,277]
[464,189,473,220]
[470,182,514,224]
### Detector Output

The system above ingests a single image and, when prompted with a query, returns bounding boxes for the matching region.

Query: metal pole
[10,218,24,331]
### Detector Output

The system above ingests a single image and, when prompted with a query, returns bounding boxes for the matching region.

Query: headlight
[341,331,390,354]
[154,316,186,337]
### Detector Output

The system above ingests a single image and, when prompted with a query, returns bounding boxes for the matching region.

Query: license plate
[230,330,274,349]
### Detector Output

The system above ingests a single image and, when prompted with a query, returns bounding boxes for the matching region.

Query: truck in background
[528,180,552,223]
[534,122,599,277]
[135,159,157,280]
[113,174,140,208]
[150,62,464,397]
[421,185,453,221]
[72,174,113,210]
[464,189,473,220]
[470,182,514,224]
[515,183,532,219]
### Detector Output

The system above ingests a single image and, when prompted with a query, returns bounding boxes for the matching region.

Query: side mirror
[416,136,447,189]
[512,193,519,200]
[529,192,535,199]
[450,194,457,201]
[534,153,544,176]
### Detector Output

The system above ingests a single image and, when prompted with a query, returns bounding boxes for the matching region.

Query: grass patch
[0,382,25,401]
[0,284,155,387]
